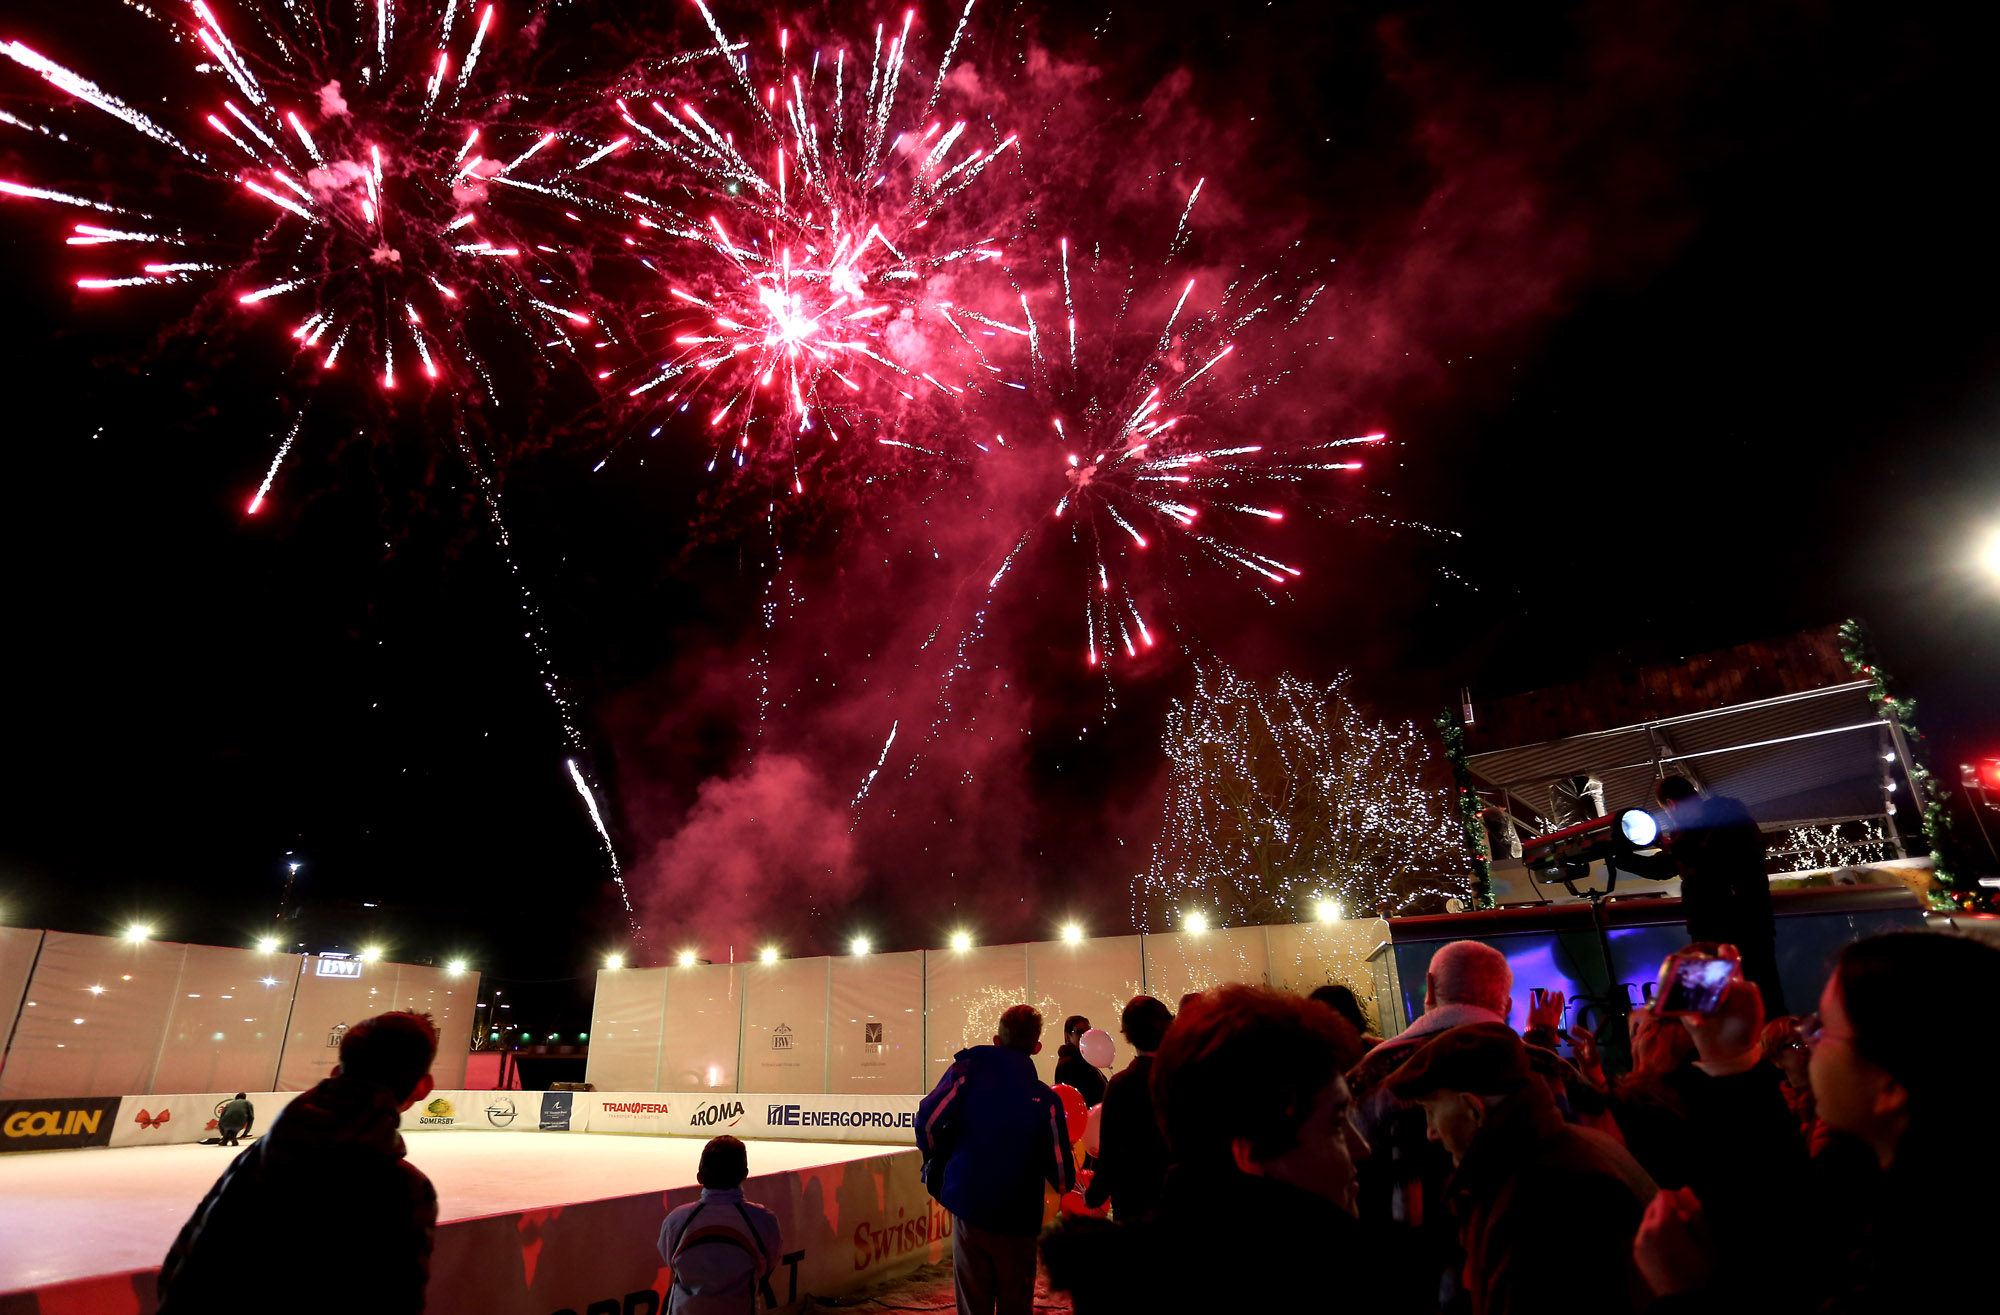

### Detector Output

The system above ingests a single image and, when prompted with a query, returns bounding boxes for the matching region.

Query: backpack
[666,1200,770,1314]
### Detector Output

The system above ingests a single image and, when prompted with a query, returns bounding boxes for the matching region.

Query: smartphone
[1655,953,1737,1016]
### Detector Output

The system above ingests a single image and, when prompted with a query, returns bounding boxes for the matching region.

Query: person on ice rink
[216,1092,253,1147]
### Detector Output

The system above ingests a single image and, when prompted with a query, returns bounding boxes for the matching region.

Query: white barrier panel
[0,1144,945,1315]
[741,960,830,1094]
[829,951,924,1094]
[656,963,743,1094]
[109,1091,303,1148]
[587,966,670,1091]
[1,932,186,1100]
[426,1145,943,1314]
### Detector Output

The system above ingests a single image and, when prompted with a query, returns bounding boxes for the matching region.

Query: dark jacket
[1053,1044,1108,1106]
[1651,794,1772,943]
[917,1044,1075,1236]
[1446,1078,1657,1315]
[1660,1059,1804,1232]
[217,1097,254,1132]
[158,1075,437,1315]
[1045,1163,1431,1315]
[1082,1054,1167,1218]
[1651,1137,1989,1315]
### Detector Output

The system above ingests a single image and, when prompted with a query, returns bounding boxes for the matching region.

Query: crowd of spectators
[156,924,1994,1315]
[1028,927,1998,1314]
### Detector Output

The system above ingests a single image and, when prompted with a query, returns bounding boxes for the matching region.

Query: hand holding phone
[1653,945,1741,1017]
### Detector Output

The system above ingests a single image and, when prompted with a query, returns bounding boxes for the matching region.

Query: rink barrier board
[3,1089,918,1153]
[0,1142,942,1315]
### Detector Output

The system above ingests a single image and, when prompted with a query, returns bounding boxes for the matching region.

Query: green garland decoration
[1437,708,1496,910]
[1838,618,1962,909]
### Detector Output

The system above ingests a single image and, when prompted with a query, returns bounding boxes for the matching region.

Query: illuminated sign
[315,958,363,979]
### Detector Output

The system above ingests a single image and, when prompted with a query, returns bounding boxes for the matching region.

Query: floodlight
[123,924,152,943]
[256,936,280,953]
[760,946,780,964]
[445,959,467,975]
[1184,911,1210,934]
[358,945,383,963]
[1618,808,1660,848]
[677,950,699,968]
[1061,923,1084,943]
[949,930,973,952]
[1314,900,1340,923]
[604,952,625,971]
[851,937,871,956]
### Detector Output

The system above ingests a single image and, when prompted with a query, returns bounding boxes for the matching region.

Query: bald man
[1344,940,1515,1303]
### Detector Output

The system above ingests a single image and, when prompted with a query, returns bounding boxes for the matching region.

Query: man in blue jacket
[918,1004,1076,1315]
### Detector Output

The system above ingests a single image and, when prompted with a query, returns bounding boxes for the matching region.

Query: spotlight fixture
[256,936,280,953]
[949,931,973,952]
[1183,911,1210,934]
[603,953,625,971]
[1061,923,1084,943]
[1313,900,1340,923]
[123,924,152,943]
[677,950,699,968]
[850,937,871,956]
[760,946,780,964]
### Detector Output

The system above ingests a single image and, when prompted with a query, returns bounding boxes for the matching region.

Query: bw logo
[772,1023,794,1051]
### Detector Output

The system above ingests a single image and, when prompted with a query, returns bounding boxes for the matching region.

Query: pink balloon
[1052,1083,1088,1143]
[1084,1102,1103,1157]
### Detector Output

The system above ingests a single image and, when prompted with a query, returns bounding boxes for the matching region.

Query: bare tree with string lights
[1136,666,1469,928]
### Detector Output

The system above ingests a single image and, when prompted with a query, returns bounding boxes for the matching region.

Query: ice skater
[216,1093,253,1147]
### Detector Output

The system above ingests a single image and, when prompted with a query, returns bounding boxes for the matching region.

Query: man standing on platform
[1647,776,1786,1014]
[157,1011,441,1315]
[918,1004,1076,1315]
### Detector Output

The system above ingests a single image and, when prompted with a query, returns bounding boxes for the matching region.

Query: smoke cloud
[602,0,1736,952]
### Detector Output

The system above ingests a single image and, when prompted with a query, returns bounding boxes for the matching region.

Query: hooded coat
[157,1074,437,1315]
[916,1044,1075,1236]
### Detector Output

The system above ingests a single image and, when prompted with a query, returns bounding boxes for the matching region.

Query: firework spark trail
[247,414,303,513]
[458,415,639,935]
[0,0,624,502]
[922,186,1377,675]
[607,1,1022,477]
[3,2,646,927]
[848,718,899,814]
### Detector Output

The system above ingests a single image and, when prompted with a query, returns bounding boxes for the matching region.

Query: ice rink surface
[0,1132,881,1295]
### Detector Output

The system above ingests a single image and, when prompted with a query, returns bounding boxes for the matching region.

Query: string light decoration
[1136,666,1469,928]
[1769,820,1895,874]
[1838,617,1968,908]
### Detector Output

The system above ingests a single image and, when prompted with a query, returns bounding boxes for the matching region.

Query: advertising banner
[109,1090,304,1148]
[537,1090,576,1131]
[0,1096,119,1152]
[571,1092,920,1145]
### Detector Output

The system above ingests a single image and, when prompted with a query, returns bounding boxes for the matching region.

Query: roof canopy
[1467,677,1897,832]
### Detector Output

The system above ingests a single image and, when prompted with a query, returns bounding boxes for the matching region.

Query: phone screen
[1659,956,1735,1014]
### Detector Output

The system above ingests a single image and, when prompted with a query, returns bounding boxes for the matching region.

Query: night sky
[3,0,1997,1030]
